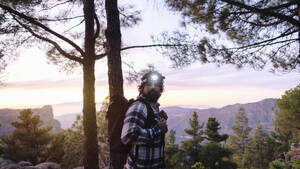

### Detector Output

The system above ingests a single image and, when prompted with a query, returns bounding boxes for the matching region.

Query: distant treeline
[0,86,299,169]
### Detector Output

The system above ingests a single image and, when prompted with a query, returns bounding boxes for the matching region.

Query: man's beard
[144,89,161,103]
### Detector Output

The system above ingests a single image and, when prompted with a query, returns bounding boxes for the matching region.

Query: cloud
[163,63,300,90]
[4,77,108,90]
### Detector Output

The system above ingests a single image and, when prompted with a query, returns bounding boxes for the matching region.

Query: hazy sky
[0,1,299,111]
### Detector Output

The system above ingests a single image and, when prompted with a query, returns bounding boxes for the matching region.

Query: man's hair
[138,71,165,93]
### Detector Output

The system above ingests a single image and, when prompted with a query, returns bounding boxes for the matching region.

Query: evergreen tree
[248,123,276,169]
[271,85,300,158]
[46,132,65,164]
[200,117,237,169]
[275,85,300,141]
[162,0,300,72]
[62,97,110,169]
[165,129,181,169]
[181,112,205,169]
[205,117,228,143]
[228,107,252,169]
[1,109,52,164]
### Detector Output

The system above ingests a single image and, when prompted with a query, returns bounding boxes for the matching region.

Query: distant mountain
[52,102,102,117]
[55,113,80,129]
[0,105,63,136]
[163,98,278,139]
[54,98,279,142]
[52,102,102,129]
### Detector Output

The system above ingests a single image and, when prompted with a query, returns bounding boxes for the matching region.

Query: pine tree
[275,85,300,141]
[200,117,237,169]
[165,129,181,169]
[270,85,300,159]
[1,109,52,164]
[62,97,110,169]
[248,123,276,169]
[181,112,205,169]
[46,132,65,164]
[205,117,228,143]
[228,107,252,169]
[163,0,300,72]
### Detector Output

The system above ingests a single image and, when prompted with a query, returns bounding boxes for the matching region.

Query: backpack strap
[135,98,156,129]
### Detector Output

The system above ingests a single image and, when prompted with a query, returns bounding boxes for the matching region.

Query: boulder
[35,162,60,169]
[0,164,22,169]
[17,162,32,167]
[72,167,83,169]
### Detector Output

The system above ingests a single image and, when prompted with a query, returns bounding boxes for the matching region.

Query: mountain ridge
[0,98,278,141]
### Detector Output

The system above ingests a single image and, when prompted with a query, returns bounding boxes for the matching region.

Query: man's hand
[157,118,168,134]
[160,110,168,120]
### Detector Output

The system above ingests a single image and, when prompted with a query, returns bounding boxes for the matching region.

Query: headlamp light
[150,74,159,82]
[143,73,163,86]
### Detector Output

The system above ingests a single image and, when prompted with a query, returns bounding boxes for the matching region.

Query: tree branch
[120,44,183,51]
[227,29,297,51]
[240,18,284,27]
[95,44,184,60]
[13,17,83,63]
[263,1,297,11]
[63,19,84,33]
[95,53,107,60]
[221,0,300,27]
[37,15,84,22]
[38,0,73,12]
[0,3,86,57]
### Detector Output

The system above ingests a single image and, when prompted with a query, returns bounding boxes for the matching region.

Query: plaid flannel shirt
[121,96,166,169]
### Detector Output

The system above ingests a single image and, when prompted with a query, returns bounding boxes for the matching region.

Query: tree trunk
[105,0,127,168]
[82,62,99,169]
[105,0,124,98]
[82,1,99,169]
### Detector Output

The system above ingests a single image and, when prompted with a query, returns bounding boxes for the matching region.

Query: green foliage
[248,123,276,169]
[62,97,110,169]
[205,117,228,143]
[272,85,300,156]
[228,107,252,169]
[165,130,181,169]
[46,132,65,164]
[275,85,300,136]
[269,159,300,169]
[200,142,237,169]
[200,117,236,169]
[162,0,300,72]
[292,159,300,169]
[1,109,52,164]
[181,112,205,168]
[269,161,292,169]
[191,162,205,169]
[178,113,236,169]
[62,127,84,169]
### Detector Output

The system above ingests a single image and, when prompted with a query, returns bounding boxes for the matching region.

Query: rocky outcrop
[0,106,63,136]
[0,162,60,169]
[285,142,300,163]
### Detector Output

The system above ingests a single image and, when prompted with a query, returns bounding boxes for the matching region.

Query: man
[121,71,168,169]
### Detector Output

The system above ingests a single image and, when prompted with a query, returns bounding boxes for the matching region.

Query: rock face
[0,162,60,169]
[0,105,63,136]
[285,142,300,163]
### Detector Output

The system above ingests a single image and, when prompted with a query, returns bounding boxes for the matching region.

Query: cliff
[0,105,63,136]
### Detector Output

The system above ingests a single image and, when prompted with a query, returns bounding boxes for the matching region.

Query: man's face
[142,83,162,102]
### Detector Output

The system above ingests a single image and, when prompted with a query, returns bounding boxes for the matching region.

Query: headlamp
[150,74,159,81]
[143,72,163,86]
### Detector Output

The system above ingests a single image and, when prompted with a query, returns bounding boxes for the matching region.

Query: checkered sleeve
[121,101,162,145]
